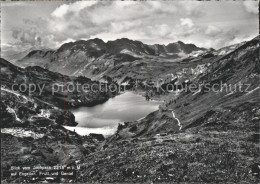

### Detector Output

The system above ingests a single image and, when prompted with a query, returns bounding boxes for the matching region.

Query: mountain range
[1,35,260,183]
[15,38,209,80]
[13,38,248,87]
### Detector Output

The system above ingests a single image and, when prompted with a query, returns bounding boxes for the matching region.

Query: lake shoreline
[65,91,163,136]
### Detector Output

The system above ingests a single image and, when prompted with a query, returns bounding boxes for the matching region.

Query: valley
[1,35,259,183]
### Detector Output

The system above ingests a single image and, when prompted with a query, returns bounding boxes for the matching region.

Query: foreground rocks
[76,101,259,183]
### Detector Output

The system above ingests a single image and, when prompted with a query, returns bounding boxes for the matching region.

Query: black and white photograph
[0,0,259,183]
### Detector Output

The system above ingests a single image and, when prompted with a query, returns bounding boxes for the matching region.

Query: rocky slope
[0,58,113,183]
[76,35,260,183]
[1,58,117,108]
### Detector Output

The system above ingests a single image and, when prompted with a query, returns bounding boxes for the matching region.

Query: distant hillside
[1,47,53,63]
[16,38,207,80]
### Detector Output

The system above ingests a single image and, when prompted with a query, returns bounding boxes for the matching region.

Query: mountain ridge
[14,37,211,82]
[22,37,207,58]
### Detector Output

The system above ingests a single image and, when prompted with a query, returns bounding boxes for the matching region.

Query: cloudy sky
[1,0,259,55]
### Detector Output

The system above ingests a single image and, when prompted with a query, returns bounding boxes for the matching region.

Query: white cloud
[51,1,97,18]
[205,25,223,37]
[13,1,202,48]
[180,18,194,28]
[87,2,165,25]
[12,27,42,46]
[6,1,258,51]
[178,1,203,16]
[51,4,69,18]
[243,1,258,14]
[145,24,172,37]
[110,20,142,33]
[226,35,254,46]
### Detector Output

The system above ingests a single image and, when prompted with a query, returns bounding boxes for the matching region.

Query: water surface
[65,92,162,136]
